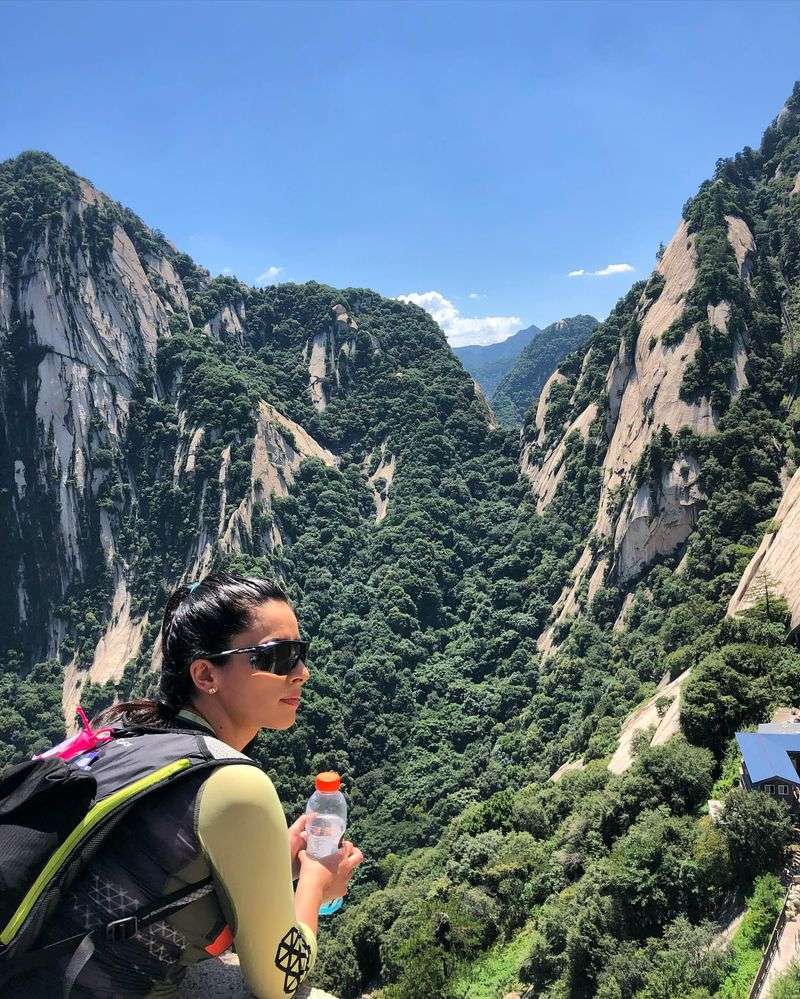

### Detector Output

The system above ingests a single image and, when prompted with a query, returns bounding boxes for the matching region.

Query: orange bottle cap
[315,771,341,793]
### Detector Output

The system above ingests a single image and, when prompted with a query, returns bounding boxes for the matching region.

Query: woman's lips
[280,696,301,706]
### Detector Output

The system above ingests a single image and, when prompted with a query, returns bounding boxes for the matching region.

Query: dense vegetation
[2,82,800,998]
[310,87,800,996]
[454,323,541,397]
[491,314,598,425]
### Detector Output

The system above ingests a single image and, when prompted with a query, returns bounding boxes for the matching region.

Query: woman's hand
[287,814,307,881]
[297,840,364,904]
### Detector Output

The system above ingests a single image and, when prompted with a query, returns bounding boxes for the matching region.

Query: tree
[717,788,792,881]
[745,569,790,626]
[605,809,702,937]
[681,645,784,750]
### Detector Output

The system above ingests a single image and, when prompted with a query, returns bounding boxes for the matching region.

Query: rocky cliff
[0,156,361,685]
[2,163,170,661]
[522,89,800,651]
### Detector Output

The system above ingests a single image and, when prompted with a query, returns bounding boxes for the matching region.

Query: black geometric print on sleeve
[275,926,311,995]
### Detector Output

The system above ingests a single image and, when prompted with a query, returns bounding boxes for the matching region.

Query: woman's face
[205,599,309,731]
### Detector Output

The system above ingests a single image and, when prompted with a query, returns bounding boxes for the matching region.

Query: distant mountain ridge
[491,313,599,424]
[453,323,541,396]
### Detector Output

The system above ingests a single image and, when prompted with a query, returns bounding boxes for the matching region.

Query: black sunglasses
[199,640,309,676]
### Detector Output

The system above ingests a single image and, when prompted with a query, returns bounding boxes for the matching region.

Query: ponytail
[93,698,173,729]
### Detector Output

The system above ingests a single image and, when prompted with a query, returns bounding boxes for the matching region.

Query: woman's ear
[189,658,219,696]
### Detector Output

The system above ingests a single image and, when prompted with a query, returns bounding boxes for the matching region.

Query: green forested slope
[491,314,598,425]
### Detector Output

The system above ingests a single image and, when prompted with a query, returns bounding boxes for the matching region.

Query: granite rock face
[727,464,800,631]
[1,175,182,662]
[528,214,756,650]
[0,163,360,715]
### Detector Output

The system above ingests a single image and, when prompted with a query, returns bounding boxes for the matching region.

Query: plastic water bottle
[305,771,347,916]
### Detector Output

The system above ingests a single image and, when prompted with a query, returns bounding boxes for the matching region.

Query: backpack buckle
[105,916,139,942]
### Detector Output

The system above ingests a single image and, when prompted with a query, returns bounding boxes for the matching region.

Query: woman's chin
[262,705,298,730]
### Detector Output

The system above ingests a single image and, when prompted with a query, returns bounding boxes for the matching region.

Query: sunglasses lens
[252,642,307,675]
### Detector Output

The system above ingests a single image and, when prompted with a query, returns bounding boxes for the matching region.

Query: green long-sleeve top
[178,708,317,997]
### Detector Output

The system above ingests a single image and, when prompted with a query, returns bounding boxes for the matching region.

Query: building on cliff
[737,723,800,810]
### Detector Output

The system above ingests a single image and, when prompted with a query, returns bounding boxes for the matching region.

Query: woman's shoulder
[197,763,289,850]
[202,761,274,793]
[199,763,281,817]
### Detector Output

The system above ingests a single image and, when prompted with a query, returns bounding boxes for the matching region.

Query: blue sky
[2,0,799,346]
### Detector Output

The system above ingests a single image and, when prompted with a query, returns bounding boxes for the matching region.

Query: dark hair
[93,572,290,729]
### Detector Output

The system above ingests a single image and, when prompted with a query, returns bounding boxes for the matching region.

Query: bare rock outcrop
[522,403,597,513]
[216,401,338,560]
[1,176,188,658]
[727,465,800,630]
[531,215,756,648]
[612,457,705,584]
[528,370,567,447]
[365,445,396,522]
[306,304,359,411]
[62,574,147,723]
[595,221,708,545]
[549,758,585,782]
[607,669,690,774]
[203,300,246,343]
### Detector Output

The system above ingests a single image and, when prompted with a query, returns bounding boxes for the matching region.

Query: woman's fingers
[288,813,306,833]
[341,845,363,872]
[338,841,362,865]
[298,843,363,872]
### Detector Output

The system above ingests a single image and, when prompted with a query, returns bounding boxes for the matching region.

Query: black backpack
[0,725,260,997]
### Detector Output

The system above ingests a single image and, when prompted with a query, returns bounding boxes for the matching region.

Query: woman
[24,572,362,998]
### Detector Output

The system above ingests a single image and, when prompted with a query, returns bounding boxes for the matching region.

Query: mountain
[0,149,534,876]
[453,322,541,396]
[317,84,800,997]
[491,313,598,424]
[4,80,800,999]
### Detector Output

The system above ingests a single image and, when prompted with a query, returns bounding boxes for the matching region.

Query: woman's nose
[291,660,310,683]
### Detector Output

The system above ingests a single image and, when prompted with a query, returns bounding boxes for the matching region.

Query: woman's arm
[197,765,318,999]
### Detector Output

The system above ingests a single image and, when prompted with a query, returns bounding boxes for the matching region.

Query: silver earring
[208,688,217,694]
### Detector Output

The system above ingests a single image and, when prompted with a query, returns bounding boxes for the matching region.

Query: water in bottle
[305,771,347,916]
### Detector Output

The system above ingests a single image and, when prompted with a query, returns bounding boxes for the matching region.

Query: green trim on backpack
[0,757,191,945]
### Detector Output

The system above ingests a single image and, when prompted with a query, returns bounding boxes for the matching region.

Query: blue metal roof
[736,731,800,785]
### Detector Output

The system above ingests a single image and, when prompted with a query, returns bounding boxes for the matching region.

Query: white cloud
[255,265,283,286]
[468,292,485,300]
[568,263,634,278]
[396,290,521,347]
[595,263,635,276]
